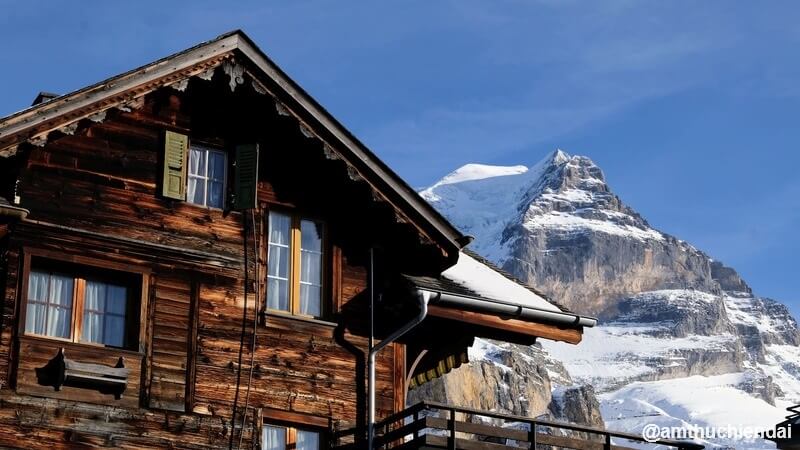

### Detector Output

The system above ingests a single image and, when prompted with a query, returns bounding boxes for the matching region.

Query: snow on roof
[442,251,561,312]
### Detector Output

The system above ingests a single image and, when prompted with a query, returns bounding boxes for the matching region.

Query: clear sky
[2,1,798,313]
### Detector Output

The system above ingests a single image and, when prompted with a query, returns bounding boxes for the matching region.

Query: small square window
[263,424,320,450]
[187,145,227,209]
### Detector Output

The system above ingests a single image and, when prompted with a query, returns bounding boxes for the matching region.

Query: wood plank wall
[0,86,409,447]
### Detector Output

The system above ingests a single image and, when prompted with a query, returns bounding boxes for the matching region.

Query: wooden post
[448,407,456,450]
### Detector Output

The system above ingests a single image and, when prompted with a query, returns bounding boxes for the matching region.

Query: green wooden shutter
[162,131,188,200]
[231,143,259,210]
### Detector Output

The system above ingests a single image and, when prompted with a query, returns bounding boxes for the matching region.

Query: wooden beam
[426,305,583,345]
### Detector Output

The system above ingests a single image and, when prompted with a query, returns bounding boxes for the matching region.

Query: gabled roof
[0,30,467,256]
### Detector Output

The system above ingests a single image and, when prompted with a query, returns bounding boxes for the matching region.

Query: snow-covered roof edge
[441,249,562,313]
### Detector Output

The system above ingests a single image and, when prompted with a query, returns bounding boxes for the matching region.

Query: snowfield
[542,325,738,391]
[602,374,786,449]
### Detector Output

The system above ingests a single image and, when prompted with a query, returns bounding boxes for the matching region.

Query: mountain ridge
[415,149,800,449]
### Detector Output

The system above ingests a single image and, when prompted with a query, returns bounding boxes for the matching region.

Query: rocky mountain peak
[416,149,800,448]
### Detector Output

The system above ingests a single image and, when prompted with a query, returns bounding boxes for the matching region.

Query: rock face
[415,150,800,448]
[407,339,603,426]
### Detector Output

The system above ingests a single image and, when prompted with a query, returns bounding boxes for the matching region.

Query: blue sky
[2,1,798,313]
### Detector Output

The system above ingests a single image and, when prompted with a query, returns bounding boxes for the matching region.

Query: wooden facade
[0,31,590,449]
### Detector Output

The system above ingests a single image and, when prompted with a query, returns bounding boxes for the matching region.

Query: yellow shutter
[162,131,188,200]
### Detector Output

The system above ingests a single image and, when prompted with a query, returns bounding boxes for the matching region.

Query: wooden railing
[332,401,704,450]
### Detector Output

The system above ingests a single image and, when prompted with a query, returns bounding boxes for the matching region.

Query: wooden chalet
[0,31,704,450]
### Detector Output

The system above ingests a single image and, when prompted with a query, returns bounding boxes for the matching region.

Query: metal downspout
[367,289,431,449]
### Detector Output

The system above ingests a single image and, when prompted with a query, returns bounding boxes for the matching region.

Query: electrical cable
[230,210,249,450]
[238,210,260,449]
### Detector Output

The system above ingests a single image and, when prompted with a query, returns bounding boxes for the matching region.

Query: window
[267,210,325,317]
[262,424,320,450]
[23,262,139,349]
[187,144,227,209]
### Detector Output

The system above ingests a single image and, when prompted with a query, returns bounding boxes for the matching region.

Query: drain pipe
[367,289,431,449]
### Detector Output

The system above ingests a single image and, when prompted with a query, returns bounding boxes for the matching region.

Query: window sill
[264,311,338,328]
[19,334,143,358]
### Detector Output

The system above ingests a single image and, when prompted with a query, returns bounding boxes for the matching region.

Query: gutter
[418,288,597,328]
[367,290,431,449]
[0,202,28,221]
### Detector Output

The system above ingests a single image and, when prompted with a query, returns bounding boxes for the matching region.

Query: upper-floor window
[267,210,325,317]
[23,261,139,349]
[263,424,320,450]
[187,144,227,209]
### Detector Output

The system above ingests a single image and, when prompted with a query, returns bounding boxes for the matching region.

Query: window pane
[268,245,289,279]
[299,284,321,317]
[46,275,73,338]
[296,430,320,450]
[25,303,46,335]
[300,220,322,253]
[188,176,205,205]
[188,148,206,177]
[26,271,73,338]
[267,278,289,312]
[269,212,291,245]
[208,151,226,180]
[84,281,106,311]
[262,425,286,450]
[82,311,102,343]
[208,180,224,209]
[49,275,74,307]
[82,280,128,347]
[301,251,322,286]
[106,285,128,314]
[104,315,126,347]
[46,306,71,338]
[28,271,49,302]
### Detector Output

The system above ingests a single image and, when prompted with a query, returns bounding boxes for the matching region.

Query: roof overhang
[419,289,592,345]
[0,30,467,258]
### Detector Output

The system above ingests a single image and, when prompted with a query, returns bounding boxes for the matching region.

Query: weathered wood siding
[0,85,411,447]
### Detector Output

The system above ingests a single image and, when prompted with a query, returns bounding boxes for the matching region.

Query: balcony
[333,402,704,450]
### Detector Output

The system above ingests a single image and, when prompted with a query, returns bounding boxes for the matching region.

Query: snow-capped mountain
[415,150,800,449]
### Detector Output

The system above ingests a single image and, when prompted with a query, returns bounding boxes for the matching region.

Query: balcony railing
[333,401,704,450]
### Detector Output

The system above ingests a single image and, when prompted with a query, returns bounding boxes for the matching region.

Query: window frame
[186,142,228,210]
[261,421,325,450]
[18,248,150,353]
[265,208,328,319]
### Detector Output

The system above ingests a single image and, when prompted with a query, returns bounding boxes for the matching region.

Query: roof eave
[0,30,467,255]
[231,33,466,255]
[418,287,597,328]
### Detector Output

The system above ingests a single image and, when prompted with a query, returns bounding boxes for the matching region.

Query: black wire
[238,211,260,449]
[230,210,249,450]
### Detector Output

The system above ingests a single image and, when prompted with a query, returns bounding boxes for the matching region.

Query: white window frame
[187,144,228,209]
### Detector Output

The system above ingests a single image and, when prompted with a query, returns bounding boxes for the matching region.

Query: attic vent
[31,92,59,106]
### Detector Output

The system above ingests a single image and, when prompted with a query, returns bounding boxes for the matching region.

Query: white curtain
[25,271,49,335]
[187,148,206,205]
[82,281,104,344]
[262,425,286,450]
[26,271,74,338]
[267,212,291,311]
[296,430,320,450]
[299,220,322,316]
[207,151,225,208]
[82,280,127,347]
